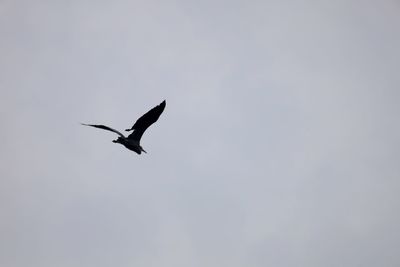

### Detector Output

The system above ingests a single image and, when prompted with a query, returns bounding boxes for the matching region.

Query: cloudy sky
[1,0,400,266]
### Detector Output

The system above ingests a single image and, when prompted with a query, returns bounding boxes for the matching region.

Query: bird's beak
[112,140,117,143]
[141,148,147,153]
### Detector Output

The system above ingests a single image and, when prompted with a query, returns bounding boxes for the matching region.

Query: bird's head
[112,137,123,143]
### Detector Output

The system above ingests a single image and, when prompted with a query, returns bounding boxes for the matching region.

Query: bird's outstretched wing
[126,100,166,142]
[81,123,125,137]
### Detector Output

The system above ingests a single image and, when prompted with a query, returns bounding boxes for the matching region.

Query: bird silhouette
[82,100,166,154]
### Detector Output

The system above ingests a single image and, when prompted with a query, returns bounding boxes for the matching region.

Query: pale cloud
[1,1,400,266]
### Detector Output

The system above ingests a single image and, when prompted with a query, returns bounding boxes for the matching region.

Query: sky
[1,0,400,266]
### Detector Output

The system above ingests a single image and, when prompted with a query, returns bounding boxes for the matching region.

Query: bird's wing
[126,100,166,142]
[81,123,125,137]
[125,100,166,132]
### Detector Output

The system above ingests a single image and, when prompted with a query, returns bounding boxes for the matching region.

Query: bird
[82,100,166,154]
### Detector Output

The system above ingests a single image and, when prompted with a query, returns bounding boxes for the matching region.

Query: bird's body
[112,137,145,154]
[82,100,166,154]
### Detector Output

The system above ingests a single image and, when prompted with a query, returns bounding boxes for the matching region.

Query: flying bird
[82,100,166,154]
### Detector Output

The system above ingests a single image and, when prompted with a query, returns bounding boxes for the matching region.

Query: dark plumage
[82,100,166,154]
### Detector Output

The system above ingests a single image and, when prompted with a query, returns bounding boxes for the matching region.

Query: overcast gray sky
[1,0,400,266]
